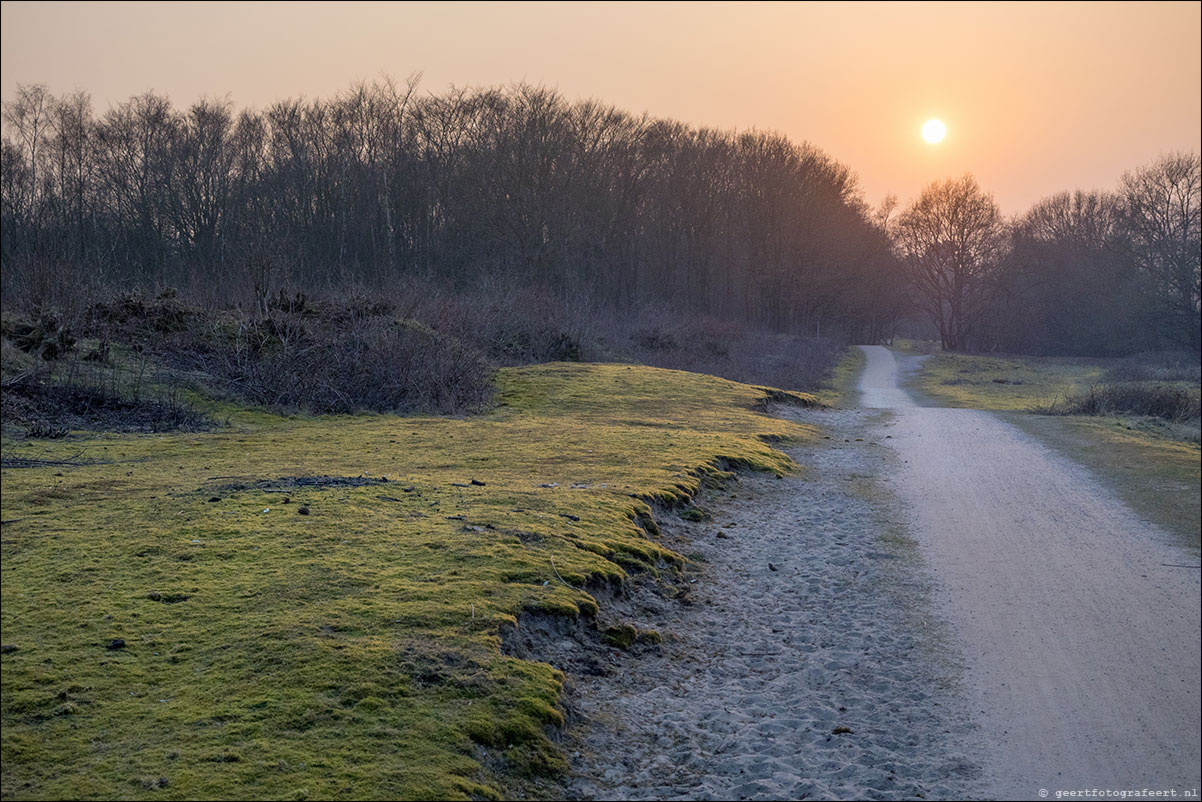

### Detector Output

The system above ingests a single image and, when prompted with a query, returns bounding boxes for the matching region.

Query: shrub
[628,314,842,392]
[206,316,493,415]
[1103,352,1202,384]
[2,309,76,361]
[1,365,207,435]
[84,290,191,337]
[411,284,589,365]
[1035,383,1201,422]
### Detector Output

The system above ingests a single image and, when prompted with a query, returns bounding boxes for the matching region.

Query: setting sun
[922,119,947,143]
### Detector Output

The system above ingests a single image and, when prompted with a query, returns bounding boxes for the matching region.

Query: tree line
[892,157,1200,354]
[0,79,902,344]
[2,79,1197,356]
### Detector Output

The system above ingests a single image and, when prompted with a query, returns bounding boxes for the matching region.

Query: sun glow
[922,119,947,143]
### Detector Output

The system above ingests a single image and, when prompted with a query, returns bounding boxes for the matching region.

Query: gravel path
[550,348,1199,801]
[861,345,1201,800]
[557,406,982,800]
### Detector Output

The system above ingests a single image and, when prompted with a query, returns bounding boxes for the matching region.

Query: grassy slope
[910,351,1200,551]
[814,346,866,408]
[1,363,815,800]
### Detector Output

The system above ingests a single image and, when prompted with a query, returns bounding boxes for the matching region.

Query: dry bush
[202,316,493,415]
[1103,352,1201,384]
[1035,383,1201,422]
[1,347,207,436]
[84,290,192,338]
[623,312,841,392]
[404,283,591,365]
[2,308,77,361]
[7,290,495,423]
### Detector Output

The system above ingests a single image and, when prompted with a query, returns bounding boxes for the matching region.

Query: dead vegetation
[2,286,844,439]
[1033,382,1201,424]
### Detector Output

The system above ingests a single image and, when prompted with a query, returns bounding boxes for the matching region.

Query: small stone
[768,562,778,571]
[832,725,853,735]
[0,644,17,654]
[106,639,126,650]
[297,506,310,516]
[470,479,486,486]
[207,497,221,503]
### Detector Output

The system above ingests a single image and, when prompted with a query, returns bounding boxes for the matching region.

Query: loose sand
[556,405,982,800]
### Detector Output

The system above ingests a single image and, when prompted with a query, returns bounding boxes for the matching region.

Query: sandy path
[554,407,981,800]
[860,345,1202,800]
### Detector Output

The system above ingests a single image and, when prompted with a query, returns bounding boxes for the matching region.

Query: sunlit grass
[1,363,816,800]
[912,352,1106,411]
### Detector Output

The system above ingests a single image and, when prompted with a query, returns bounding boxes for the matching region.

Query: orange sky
[2,1,1199,215]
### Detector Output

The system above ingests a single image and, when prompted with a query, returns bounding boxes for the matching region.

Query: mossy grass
[1,362,815,799]
[814,345,867,407]
[911,351,1108,411]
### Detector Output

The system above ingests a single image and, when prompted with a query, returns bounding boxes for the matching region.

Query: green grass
[910,352,1107,411]
[814,346,866,408]
[888,338,939,356]
[906,350,1200,552]
[1,363,816,800]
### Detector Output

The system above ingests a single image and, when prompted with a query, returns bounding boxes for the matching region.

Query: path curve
[861,345,1201,799]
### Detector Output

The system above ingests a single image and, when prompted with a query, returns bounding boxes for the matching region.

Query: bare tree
[989,190,1150,355]
[1118,152,1201,351]
[894,175,1008,351]
[2,84,53,220]
[1,79,900,344]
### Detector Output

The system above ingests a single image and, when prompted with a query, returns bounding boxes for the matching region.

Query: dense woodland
[0,79,903,344]
[1,79,1199,381]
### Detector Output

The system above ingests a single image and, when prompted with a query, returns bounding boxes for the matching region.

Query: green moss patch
[1,362,814,800]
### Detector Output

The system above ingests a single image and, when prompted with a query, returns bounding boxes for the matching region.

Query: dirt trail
[860,345,1201,799]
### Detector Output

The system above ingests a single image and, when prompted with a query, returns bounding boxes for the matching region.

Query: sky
[2,1,1199,215]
